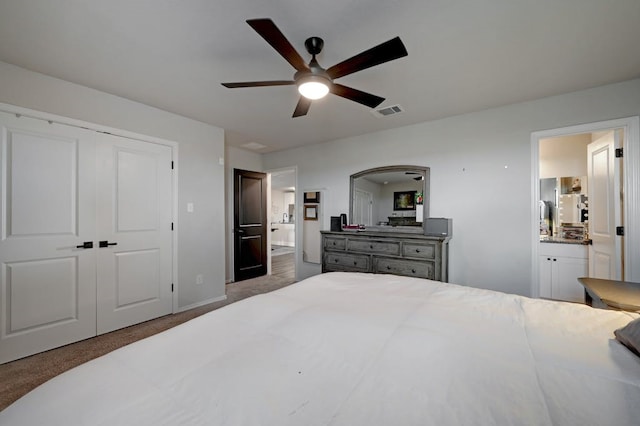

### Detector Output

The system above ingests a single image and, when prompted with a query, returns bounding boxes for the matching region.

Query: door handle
[99,241,118,248]
[235,229,245,234]
[76,241,94,249]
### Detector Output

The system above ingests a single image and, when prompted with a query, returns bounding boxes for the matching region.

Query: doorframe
[0,102,180,313]
[530,116,640,297]
[265,166,298,280]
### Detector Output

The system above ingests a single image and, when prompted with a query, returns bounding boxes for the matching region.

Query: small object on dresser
[342,224,360,231]
[425,218,452,237]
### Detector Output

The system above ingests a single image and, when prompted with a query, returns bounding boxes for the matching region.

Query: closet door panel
[96,135,173,334]
[0,112,97,363]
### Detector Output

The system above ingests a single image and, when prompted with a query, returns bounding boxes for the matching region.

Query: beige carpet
[0,253,295,411]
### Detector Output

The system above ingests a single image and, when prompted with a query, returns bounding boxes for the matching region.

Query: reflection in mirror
[350,166,430,232]
[539,175,588,239]
[302,189,323,264]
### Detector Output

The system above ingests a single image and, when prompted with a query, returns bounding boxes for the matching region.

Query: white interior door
[0,113,97,363]
[95,135,173,334]
[353,189,373,225]
[587,130,622,280]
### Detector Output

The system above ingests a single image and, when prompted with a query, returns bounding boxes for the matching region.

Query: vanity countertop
[540,236,590,245]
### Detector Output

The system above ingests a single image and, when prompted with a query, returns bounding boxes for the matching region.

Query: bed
[2,272,640,425]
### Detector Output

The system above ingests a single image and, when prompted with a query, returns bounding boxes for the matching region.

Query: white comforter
[2,272,640,425]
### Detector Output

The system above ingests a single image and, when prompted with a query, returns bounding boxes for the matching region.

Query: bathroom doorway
[268,167,297,281]
[531,116,640,298]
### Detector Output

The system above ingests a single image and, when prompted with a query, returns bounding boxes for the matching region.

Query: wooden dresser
[321,230,450,282]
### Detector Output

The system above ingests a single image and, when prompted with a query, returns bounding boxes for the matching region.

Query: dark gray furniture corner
[578,277,640,312]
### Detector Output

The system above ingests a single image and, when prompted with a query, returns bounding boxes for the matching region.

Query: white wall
[271,189,287,223]
[0,61,226,310]
[263,78,640,296]
[539,134,591,178]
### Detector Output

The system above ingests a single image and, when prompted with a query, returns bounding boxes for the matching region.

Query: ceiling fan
[221,19,408,118]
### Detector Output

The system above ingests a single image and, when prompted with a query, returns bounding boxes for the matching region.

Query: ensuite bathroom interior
[270,169,296,257]
[537,128,624,303]
[539,130,622,244]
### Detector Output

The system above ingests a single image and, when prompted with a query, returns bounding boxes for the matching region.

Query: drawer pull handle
[411,269,416,274]
[334,259,339,263]
[353,261,358,266]
[333,242,336,245]
[415,249,420,253]
[386,265,391,270]
[370,245,373,249]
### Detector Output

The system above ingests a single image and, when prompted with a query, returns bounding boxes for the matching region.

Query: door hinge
[615,148,623,158]
[171,161,174,169]
[616,226,625,236]
[171,283,174,292]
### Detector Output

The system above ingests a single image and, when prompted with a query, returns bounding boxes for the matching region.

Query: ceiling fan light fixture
[297,75,330,100]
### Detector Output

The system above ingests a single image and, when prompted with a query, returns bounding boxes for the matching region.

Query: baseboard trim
[176,294,227,313]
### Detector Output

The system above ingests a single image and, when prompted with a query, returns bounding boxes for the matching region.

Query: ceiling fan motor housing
[294,64,331,85]
[305,37,324,55]
[296,37,331,85]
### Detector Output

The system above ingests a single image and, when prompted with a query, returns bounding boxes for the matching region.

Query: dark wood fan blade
[292,97,311,117]
[247,19,310,72]
[326,37,408,80]
[221,80,295,88]
[330,83,385,108]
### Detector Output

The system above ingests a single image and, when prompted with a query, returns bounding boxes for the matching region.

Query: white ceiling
[1,0,639,153]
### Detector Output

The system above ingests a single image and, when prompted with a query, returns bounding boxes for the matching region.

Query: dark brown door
[233,168,268,281]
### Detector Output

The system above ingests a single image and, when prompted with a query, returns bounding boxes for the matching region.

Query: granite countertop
[540,236,590,245]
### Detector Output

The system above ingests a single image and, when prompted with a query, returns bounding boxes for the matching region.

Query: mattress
[2,272,640,425]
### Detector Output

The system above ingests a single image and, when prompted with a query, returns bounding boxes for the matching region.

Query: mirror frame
[350,165,430,233]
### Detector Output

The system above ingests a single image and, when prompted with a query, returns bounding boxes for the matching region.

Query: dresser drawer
[324,236,347,250]
[324,252,370,272]
[347,239,400,256]
[402,242,436,260]
[374,257,435,280]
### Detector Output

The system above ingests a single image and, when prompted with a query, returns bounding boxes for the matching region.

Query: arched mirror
[350,165,430,233]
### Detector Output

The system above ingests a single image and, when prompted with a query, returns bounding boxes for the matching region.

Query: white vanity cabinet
[539,243,588,303]
[271,223,295,246]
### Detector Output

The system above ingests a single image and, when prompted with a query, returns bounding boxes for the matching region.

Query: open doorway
[531,117,640,300]
[268,168,296,282]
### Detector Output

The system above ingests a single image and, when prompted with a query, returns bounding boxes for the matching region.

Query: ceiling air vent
[241,142,267,151]
[372,104,404,117]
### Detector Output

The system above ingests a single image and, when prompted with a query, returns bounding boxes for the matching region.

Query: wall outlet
[196,274,204,285]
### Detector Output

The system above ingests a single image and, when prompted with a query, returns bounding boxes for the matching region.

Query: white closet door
[0,113,96,363]
[95,134,173,334]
